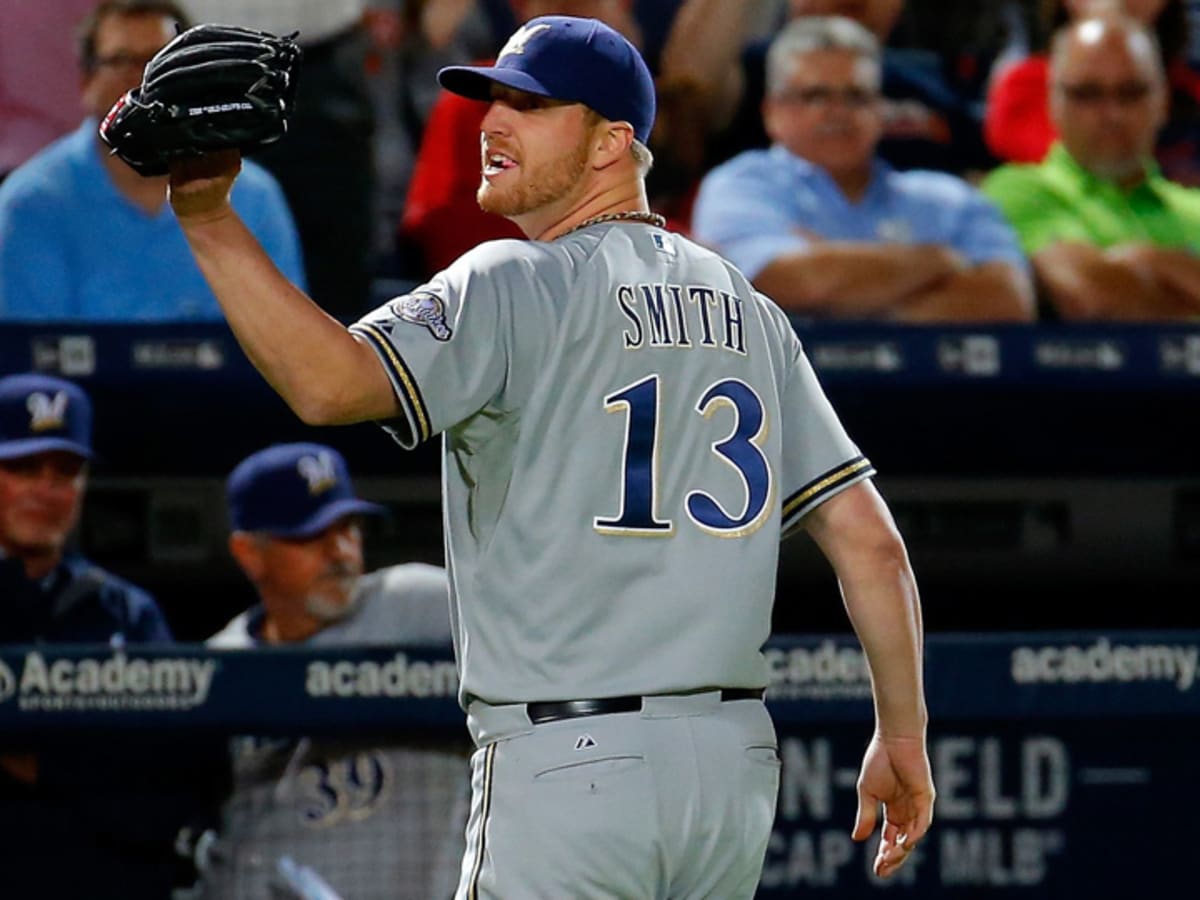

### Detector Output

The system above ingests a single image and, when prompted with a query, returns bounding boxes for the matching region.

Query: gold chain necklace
[559,210,666,238]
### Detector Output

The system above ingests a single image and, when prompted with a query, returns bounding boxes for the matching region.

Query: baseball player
[199,442,467,900]
[162,14,933,898]
[0,372,223,898]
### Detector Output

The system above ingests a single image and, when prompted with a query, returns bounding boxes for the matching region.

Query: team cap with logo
[0,373,94,461]
[226,442,386,539]
[437,15,656,144]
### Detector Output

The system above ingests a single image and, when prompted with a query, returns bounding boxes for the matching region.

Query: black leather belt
[526,688,765,725]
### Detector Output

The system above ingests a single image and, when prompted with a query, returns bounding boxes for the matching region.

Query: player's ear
[593,119,635,170]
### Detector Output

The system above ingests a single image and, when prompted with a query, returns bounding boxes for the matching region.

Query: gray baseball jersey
[204,563,470,900]
[208,562,453,649]
[351,223,873,706]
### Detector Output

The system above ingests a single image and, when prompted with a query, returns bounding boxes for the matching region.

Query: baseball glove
[99,23,302,177]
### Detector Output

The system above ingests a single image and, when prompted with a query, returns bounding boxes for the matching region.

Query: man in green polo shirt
[982,12,1200,320]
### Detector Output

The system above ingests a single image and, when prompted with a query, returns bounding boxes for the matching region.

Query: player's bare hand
[168,150,242,223]
[851,731,935,878]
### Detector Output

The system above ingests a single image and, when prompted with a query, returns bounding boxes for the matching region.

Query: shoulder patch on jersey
[651,231,675,257]
[388,292,453,341]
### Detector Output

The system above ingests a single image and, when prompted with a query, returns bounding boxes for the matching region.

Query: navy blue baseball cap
[0,373,94,461]
[227,443,386,539]
[437,15,656,144]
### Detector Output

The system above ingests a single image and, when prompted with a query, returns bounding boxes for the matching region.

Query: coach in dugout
[196,442,467,900]
[0,372,223,898]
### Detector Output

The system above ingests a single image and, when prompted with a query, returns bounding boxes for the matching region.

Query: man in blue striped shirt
[693,15,1034,323]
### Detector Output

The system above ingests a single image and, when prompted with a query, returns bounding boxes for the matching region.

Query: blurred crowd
[3,0,1200,323]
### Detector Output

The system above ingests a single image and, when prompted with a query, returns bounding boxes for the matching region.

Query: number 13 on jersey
[594,374,774,538]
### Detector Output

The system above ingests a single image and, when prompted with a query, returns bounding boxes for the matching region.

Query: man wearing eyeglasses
[692,15,1033,322]
[0,0,304,322]
[983,12,1200,320]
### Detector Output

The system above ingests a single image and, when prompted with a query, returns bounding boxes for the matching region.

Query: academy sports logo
[1012,638,1198,692]
[306,652,458,699]
[297,450,338,495]
[0,651,216,712]
[499,22,551,58]
[389,292,453,341]
[764,640,872,701]
[27,390,68,432]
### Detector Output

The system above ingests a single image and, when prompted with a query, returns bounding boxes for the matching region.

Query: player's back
[468,226,793,701]
[354,222,869,704]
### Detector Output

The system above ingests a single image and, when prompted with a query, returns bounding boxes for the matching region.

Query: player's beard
[477,131,591,218]
[303,571,361,623]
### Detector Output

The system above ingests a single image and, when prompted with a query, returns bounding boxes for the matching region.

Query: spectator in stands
[0,0,304,322]
[692,16,1034,322]
[198,442,466,899]
[184,1,377,318]
[982,13,1200,319]
[0,372,219,898]
[709,0,997,177]
[986,1,1200,185]
[399,0,753,276]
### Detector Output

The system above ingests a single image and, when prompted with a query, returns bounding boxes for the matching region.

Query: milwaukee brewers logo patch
[389,292,453,341]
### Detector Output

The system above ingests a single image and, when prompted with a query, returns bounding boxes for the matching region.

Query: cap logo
[27,391,69,433]
[297,451,338,496]
[499,22,551,59]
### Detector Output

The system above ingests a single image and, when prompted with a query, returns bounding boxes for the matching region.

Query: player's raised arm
[167,151,397,426]
[98,25,396,426]
[801,479,934,878]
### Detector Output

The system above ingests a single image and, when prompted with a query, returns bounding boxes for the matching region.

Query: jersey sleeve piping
[350,322,432,447]
[781,455,875,533]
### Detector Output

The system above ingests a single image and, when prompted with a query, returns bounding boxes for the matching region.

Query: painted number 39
[594,375,772,537]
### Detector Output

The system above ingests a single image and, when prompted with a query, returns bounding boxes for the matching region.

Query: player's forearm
[755,244,962,315]
[805,484,927,738]
[179,212,395,425]
[896,262,1036,322]
[841,552,927,739]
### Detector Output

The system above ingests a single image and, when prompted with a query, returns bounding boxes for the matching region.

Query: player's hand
[851,731,935,878]
[168,150,242,224]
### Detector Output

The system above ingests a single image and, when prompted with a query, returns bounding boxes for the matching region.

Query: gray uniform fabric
[350,222,874,899]
[352,224,873,705]
[203,563,470,900]
[210,562,454,649]
[462,691,781,900]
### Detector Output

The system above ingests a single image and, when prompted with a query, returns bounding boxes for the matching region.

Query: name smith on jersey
[615,282,748,356]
